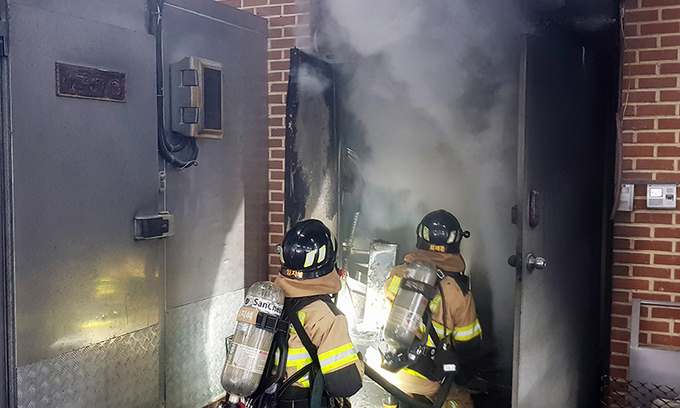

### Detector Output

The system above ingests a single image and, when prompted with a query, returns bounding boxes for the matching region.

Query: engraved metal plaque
[55,62,126,102]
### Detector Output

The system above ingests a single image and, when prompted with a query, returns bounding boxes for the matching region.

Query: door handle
[526,254,547,271]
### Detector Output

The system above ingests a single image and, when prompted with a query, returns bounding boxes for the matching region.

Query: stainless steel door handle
[526,254,547,271]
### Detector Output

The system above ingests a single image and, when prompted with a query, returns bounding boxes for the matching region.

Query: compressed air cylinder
[221,281,285,398]
[383,260,438,350]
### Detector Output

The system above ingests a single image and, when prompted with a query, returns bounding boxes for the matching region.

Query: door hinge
[134,211,174,240]
[511,205,518,224]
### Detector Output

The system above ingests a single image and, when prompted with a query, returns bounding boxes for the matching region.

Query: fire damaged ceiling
[525,0,622,33]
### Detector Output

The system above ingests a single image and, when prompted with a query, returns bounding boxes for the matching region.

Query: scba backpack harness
[247,295,345,408]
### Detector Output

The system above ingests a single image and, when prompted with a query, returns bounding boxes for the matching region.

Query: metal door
[513,34,602,408]
[284,48,339,236]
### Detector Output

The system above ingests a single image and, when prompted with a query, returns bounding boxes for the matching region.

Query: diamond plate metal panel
[165,289,244,408]
[17,324,159,408]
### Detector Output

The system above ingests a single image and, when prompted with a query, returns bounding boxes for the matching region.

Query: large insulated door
[513,34,602,407]
[10,0,161,407]
[161,1,268,407]
[284,49,339,236]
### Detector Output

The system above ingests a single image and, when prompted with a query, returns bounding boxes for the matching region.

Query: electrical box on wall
[170,56,223,139]
[646,184,676,209]
[618,183,634,212]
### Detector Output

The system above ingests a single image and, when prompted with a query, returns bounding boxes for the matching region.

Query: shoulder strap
[443,271,470,296]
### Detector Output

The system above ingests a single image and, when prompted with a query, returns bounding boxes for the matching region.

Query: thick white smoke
[312,0,528,370]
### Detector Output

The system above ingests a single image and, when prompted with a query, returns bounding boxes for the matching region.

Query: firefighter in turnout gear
[383,210,482,408]
[274,219,364,408]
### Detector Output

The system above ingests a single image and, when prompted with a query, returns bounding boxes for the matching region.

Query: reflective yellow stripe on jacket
[453,319,482,341]
[285,343,358,387]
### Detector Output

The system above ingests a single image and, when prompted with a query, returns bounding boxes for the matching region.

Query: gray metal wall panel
[10,2,160,366]
[163,1,268,307]
[165,289,244,408]
[17,324,159,408]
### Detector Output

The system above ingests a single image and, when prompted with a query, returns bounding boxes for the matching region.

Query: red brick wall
[614,0,680,380]
[217,0,311,279]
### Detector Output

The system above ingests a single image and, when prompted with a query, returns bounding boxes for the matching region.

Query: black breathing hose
[152,0,199,169]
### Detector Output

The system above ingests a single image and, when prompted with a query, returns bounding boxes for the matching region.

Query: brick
[636,159,675,170]
[270,192,284,201]
[611,316,629,328]
[624,105,637,117]
[623,159,634,170]
[639,48,678,61]
[650,333,680,347]
[640,320,670,332]
[651,306,680,319]
[270,38,297,49]
[611,328,631,342]
[613,264,631,276]
[268,94,284,104]
[270,149,285,159]
[269,233,284,245]
[655,226,680,238]
[269,16,296,27]
[270,213,285,223]
[622,145,655,157]
[609,354,630,367]
[642,21,680,35]
[269,159,283,170]
[610,368,628,379]
[612,303,633,315]
[622,78,636,90]
[268,50,283,60]
[255,5,283,17]
[284,3,310,14]
[634,240,673,252]
[634,198,650,209]
[270,60,290,71]
[642,0,680,6]
[270,83,288,93]
[270,127,285,137]
[610,340,629,354]
[633,292,673,301]
[635,213,674,223]
[614,238,632,250]
[639,76,677,88]
[614,225,651,237]
[613,276,651,290]
[268,28,283,39]
[613,291,632,302]
[661,90,680,101]
[637,104,676,116]
[654,172,680,183]
[269,202,283,212]
[269,0,298,4]
[659,118,680,129]
[268,138,283,148]
[625,90,657,102]
[629,9,660,22]
[270,224,284,234]
[655,279,680,292]
[270,170,285,180]
[297,14,310,25]
[626,64,657,76]
[270,105,286,115]
[623,119,655,130]
[243,0,267,6]
[662,36,680,49]
[268,72,284,82]
[658,145,680,156]
[623,132,635,143]
[625,24,639,36]
[269,116,285,127]
[662,7,680,19]
[661,63,680,75]
[633,265,673,278]
[636,131,676,143]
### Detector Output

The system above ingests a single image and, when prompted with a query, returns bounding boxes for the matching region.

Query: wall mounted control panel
[646,184,677,209]
[170,56,223,139]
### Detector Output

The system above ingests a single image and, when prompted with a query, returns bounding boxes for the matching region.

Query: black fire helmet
[280,219,337,280]
[416,210,470,254]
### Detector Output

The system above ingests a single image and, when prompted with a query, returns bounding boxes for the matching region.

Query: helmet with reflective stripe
[280,219,337,280]
[416,210,470,254]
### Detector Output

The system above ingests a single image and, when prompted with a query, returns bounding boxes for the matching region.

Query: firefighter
[274,219,364,408]
[383,210,482,408]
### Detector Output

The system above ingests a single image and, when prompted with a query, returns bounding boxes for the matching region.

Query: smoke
[312,0,528,371]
